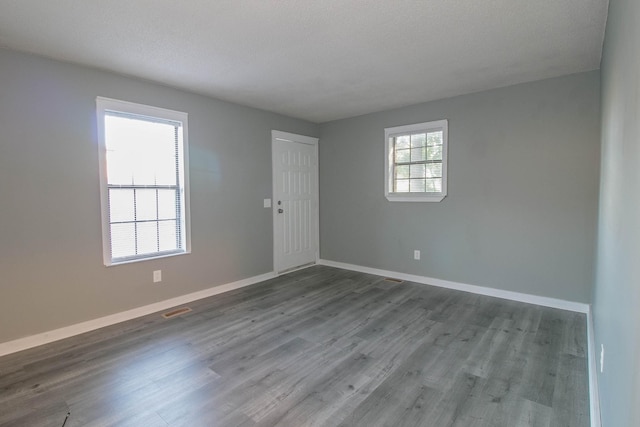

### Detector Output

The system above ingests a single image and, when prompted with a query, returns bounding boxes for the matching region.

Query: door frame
[271,130,320,274]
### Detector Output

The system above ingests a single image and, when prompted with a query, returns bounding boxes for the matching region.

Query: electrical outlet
[413,250,421,260]
[600,344,605,373]
[264,198,272,208]
[153,270,162,283]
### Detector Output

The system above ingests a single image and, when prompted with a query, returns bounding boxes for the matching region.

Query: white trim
[317,259,589,313]
[96,97,189,122]
[1,259,600,425]
[384,119,448,203]
[315,139,320,265]
[0,271,276,357]
[385,194,446,202]
[96,96,191,267]
[276,262,317,276]
[318,259,600,425]
[271,130,320,273]
[587,306,602,427]
[272,129,318,146]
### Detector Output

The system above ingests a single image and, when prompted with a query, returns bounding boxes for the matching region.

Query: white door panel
[272,131,318,273]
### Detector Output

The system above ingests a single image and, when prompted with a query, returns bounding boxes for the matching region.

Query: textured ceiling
[0,0,609,123]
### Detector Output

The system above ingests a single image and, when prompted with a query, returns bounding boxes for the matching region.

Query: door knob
[278,208,284,214]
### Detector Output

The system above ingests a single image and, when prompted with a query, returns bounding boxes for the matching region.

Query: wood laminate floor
[0,266,590,427]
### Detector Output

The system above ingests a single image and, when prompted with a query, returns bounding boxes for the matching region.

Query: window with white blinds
[97,97,191,265]
[385,120,448,202]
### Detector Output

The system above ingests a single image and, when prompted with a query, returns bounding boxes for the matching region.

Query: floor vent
[162,307,192,319]
[384,277,403,283]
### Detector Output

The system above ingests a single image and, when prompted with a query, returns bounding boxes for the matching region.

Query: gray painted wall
[319,72,600,303]
[0,49,318,343]
[594,0,640,425]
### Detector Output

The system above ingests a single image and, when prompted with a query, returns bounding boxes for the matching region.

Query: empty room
[0,0,637,426]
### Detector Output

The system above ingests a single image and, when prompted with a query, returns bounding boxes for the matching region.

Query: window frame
[384,119,448,202]
[96,97,191,266]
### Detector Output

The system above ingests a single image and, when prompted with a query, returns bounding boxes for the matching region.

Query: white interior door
[272,130,319,273]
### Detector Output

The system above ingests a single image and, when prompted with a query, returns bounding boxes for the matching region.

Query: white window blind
[385,120,448,202]
[97,98,190,265]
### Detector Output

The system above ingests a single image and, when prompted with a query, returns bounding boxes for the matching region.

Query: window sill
[105,250,190,267]
[385,193,446,202]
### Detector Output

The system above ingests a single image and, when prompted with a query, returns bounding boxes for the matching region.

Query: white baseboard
[1,260,601,426]
[0,271,277,357]
[318,259,589,313]
[587,307,602,427]
[318,259,600,425]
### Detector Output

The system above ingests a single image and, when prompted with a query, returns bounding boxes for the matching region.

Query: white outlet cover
[264,198,272,208]
[414,250,421,260]
[153,270,162,283]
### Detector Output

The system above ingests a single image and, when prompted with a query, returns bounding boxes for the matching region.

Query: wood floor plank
[549,354,589,427]
[251,352,375,426]
[0,266,590,426]
[518,310,565,408]
[237,339,367,424]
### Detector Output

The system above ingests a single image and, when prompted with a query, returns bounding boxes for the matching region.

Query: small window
[385,120,448,202]
[97,97,191,266]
